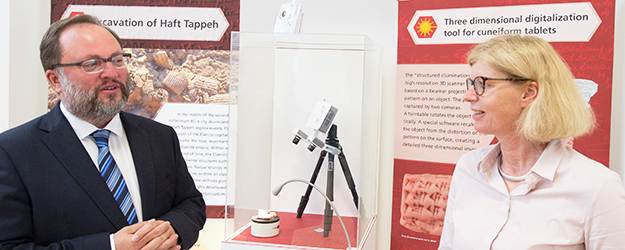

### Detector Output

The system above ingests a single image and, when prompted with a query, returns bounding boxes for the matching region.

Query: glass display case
[222,32,381,250]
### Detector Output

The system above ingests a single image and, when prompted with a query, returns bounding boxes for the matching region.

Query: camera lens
[307,143,316,151]
[292,136,301,144]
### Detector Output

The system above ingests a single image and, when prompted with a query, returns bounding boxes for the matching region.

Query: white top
[60,104,143,222]
[439,139,625,250]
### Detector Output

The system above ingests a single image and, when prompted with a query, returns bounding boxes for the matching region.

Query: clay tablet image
[400,173,451,235]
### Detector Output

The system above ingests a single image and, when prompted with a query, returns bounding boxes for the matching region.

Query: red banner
[394,0,614,249]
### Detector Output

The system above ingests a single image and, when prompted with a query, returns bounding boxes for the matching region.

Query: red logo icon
[68,12,84,18]
[414,16,437,38]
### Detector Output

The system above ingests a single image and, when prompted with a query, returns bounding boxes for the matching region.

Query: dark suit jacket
[0,104,206,250]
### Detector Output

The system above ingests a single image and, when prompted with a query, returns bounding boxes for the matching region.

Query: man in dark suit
[0,15,206,250]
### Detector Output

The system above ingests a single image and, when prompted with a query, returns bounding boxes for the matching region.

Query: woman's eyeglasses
[466,76,532,96]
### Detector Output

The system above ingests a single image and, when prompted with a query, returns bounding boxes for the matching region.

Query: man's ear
[46,69,62,94]
[521,81,539,107]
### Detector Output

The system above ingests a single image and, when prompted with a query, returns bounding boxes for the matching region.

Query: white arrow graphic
[407,2,601,45]
[62,5,230,42]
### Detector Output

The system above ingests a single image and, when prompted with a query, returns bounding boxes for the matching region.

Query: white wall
[0,1,10,132]
[3,1,624,250]
[2,0,50,132]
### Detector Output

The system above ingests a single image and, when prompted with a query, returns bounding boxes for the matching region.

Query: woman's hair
[467,35,595,143]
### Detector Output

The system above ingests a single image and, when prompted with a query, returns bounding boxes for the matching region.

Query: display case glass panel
[223,32,381,250]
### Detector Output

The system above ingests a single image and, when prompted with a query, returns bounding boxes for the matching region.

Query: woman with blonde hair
[438,35,625,249]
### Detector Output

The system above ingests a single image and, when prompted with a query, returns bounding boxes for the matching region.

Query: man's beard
[57,69,131,124]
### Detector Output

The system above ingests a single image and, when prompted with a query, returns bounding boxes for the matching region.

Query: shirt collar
[530,139,565,182]
[478,139,564,183]
[478,143,502,178]
[60,102,123,139]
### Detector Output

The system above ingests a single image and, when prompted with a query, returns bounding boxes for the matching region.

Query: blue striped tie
[91,129,138,225]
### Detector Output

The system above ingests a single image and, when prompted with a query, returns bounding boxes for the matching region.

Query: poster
[393,0,614,249]
[49,0,240,219]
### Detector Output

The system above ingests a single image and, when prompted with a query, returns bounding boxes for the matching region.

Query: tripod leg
[323,153,335,237]
[296,150,327,218]
[338,151,359,209]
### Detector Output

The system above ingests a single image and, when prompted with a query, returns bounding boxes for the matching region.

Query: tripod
[295,124,359,237]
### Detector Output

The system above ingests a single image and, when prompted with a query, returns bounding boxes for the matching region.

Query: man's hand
[114,219,181,250]
[132,219,180,250]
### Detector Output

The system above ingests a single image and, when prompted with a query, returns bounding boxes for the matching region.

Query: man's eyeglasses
[466,76,532,96]
[49,53,132,74]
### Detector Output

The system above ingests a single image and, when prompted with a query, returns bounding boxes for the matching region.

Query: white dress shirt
[60,104,143,222]
[439,139,625,250]
[61,104,145,249]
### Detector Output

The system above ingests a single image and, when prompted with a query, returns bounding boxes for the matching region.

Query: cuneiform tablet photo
[400,173,451,235]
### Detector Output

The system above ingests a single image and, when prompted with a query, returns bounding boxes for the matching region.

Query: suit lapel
[120,112,156,220]
[40,105,129,228]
